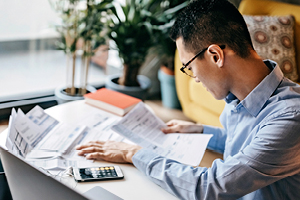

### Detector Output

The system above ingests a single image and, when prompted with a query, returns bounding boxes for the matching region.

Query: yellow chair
[175,0,300,126]
[239,0,300,75]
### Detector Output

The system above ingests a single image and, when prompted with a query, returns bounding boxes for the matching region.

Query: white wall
[0,0,60,41]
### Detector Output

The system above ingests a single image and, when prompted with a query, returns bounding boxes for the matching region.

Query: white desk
[2,100,178,200]
[1,100,223,199]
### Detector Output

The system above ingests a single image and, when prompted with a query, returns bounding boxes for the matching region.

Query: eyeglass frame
[180,45,226,78]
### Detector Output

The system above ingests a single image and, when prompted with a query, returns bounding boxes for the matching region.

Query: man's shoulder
[273,77,300,104]
[261,79,300,121]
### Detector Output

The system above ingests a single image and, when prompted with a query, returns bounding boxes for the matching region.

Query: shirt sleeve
[203,125,227,153]
[132,112,300,200]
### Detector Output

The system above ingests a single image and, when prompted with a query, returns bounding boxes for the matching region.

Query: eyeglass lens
[183,67,194,77]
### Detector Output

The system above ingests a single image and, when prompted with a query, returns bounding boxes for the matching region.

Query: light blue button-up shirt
[132,60,300,200]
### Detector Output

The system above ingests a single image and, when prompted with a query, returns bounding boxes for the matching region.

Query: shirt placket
[224,104,241,158]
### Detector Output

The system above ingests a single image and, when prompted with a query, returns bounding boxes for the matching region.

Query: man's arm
[132,113,300,199]
[76,120,227,163]
[76,119,205,163]
[202,125,227,153]
[162,119,227,153]
[76,113,300,199]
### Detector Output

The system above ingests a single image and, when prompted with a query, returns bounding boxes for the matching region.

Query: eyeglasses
[180,45,226,78]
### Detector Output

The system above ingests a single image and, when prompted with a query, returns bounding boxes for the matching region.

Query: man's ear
[207,45,224,68]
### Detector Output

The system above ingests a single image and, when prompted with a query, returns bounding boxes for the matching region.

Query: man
[76,0,300,199]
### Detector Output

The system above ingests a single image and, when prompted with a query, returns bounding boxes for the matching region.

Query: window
[0,0,120,115]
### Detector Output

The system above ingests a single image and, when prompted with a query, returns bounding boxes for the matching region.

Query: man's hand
[161,119,204,133]
[76,141,142,164]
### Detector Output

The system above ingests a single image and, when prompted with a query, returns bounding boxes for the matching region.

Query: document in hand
[111,102,213,166]
[84,88,142,116]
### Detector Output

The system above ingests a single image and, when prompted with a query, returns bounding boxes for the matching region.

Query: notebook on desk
[0,146,123,200]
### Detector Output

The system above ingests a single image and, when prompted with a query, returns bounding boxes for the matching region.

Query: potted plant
[50,0,113,103]
[151,0,188,73]
[104,0,159,99]
[151,0,189,108]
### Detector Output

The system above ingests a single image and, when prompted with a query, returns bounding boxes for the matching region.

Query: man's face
[176,37,229,100]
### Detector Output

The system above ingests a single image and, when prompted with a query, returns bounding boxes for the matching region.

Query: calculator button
[85,171,91,175]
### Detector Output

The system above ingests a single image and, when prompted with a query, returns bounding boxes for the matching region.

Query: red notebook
[84,88,142,116]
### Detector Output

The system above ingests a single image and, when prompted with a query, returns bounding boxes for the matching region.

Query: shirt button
[232,109,238,113]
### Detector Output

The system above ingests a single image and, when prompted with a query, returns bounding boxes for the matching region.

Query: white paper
[26,150,62,159]
[27,158,85,170]
[6,106,87,161]
[112,102,213,166]
[5,108,31,156]
[26,105,59,135]
[13,106,59,148]
[35,124,87,154]
[65,110,135,160]
[76,109,135,144]
[5,106,92,171]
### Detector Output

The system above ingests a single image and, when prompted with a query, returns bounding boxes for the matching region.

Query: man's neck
[228,52,271,101]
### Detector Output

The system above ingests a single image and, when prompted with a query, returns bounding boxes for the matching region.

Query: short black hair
[170,0,253,58]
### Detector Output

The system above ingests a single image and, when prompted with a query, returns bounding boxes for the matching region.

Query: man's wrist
[125,146,142,163]
[191,124,204,133]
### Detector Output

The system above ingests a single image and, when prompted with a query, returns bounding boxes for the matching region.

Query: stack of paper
[4,102,213,170]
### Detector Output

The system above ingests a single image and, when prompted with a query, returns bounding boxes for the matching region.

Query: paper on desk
[5,106,60,157]
[26,149,62,159]
[5,105,87,161]
[64,109,136,160]
[112,102,213,166]
[35,124,87,154]
[4,106,99,171]
[5,109,29,156]
[27,157,86,170]
[76,109,135,144]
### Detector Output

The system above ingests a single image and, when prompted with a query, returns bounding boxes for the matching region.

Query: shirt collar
[225,60,284,117]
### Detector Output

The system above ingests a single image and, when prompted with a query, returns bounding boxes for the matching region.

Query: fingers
[76,140,141,163]
[76,140,105,150]
[165,119,180,126]
[162,120,198,133]
[161,126,180,134]
[85,152,103,160]
[77,146,104,156]
[163,120,183,133]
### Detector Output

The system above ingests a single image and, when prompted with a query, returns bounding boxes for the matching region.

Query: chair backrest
[239,0,300,82]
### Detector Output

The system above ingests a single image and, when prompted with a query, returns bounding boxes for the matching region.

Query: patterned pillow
[243,15,298,82]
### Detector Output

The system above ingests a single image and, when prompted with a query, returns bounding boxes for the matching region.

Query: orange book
[84,88,142,116]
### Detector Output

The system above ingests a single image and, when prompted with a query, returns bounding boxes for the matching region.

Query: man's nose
[195,77,201,83]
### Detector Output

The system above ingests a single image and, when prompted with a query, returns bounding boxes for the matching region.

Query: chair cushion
[243,15,298,81]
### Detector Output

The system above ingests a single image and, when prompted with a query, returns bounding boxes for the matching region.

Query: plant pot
[158,68,181,109]
[55,85,96,104]
[105,74,151,100]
